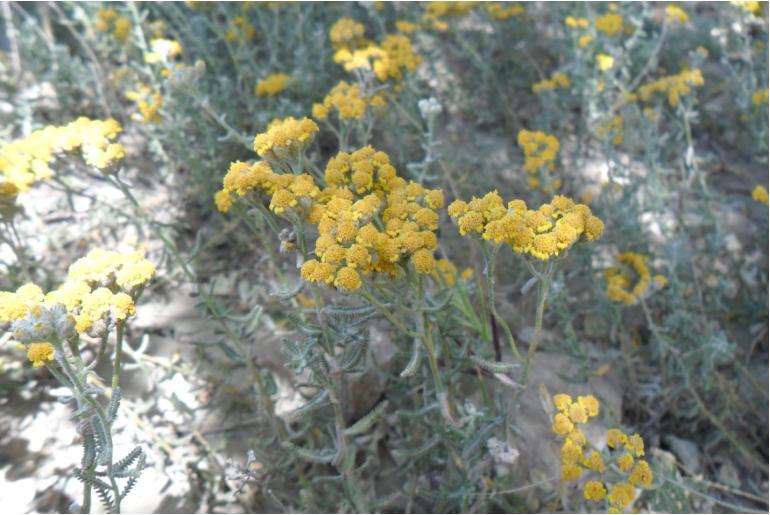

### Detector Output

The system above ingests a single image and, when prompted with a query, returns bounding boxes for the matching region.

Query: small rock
[663,434,701,473]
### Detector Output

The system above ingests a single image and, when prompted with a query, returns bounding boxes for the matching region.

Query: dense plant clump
[0,1,767,514]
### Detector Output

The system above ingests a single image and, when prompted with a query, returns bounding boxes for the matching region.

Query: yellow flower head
[334,266,362,291]
[638,68,704,107]
[255,73,292,97]
[312,81,386,121]
[629,459,654,487]
[253,117,319,159]
[27,342,55,368]
[608,482,635,511]
[665,4,689,24]
[584,480,607,502]
[752,185,769,206]
[329,17,367,48]
[605,252,660,305]
[595,12,624,36]
[596,53,615,71]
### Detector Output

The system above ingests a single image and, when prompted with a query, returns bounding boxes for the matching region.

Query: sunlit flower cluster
[552,393,654,513]
[332,20,421,84]
[312,81,386,121]
[448,193,604,260]
[732,1,765,16]
[255,73,292,97]
[252,116,319,160]
[125,83,163,124]
[95,8,132,43]
[225,15,256,42]
[637,68,704,107]
[1,249,154,366]
[596,53,615,71]
[665,4,689,24]
[145,38,183,64]
[605,252,667,305]
[532,72,570,93]
[0,118,124,211]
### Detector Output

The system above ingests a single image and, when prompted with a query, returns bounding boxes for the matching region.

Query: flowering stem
[111,320,125,393]
[110,175,280,431]
[416,275,458,427]
[483,244,523,366]
[358,288,419,339]
[523,260,556,383]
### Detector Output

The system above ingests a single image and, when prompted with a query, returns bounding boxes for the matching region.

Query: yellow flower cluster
[532,72,570,93]
[225,15,256,42]
[217,144,444,290]
[551,393,602,481]
[605,252,667,305]
[333,34,421,83]
[125,83,163,124]
[302,147,444,290]
[565,16,593,47]
[637,68,704,107]
[27,342,55,368]
[376,34,422,81]
[752,89,769,106]
[432,258,474,287]
[596,53,615,71]
[329,17,367,49]
[448,193,604,260]
[485,3,525,20]
[255,73,292,97]
[145,38,183,64]
[1,249,155,358]
[596,116,624,145]
[252,116,319,160]
[595,12,624,36]
[216,160,313,216]
[396,20,419,34]
[752,185,769,206]
[423,1,479,20]
[0,118,124,208]
[517,129,560,175]
[552,394,654,513]
[565,16,590,29]
[95,8,132,43]
[732,1,765,15]
[665,5,689,24]
[312,81,386,121]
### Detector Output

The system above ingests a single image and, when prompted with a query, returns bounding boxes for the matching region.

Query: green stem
[110,175,279,430]
[358,288,419,338]
[111,320,125,392]
[523,260,555,382]
[483,244,523,365]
